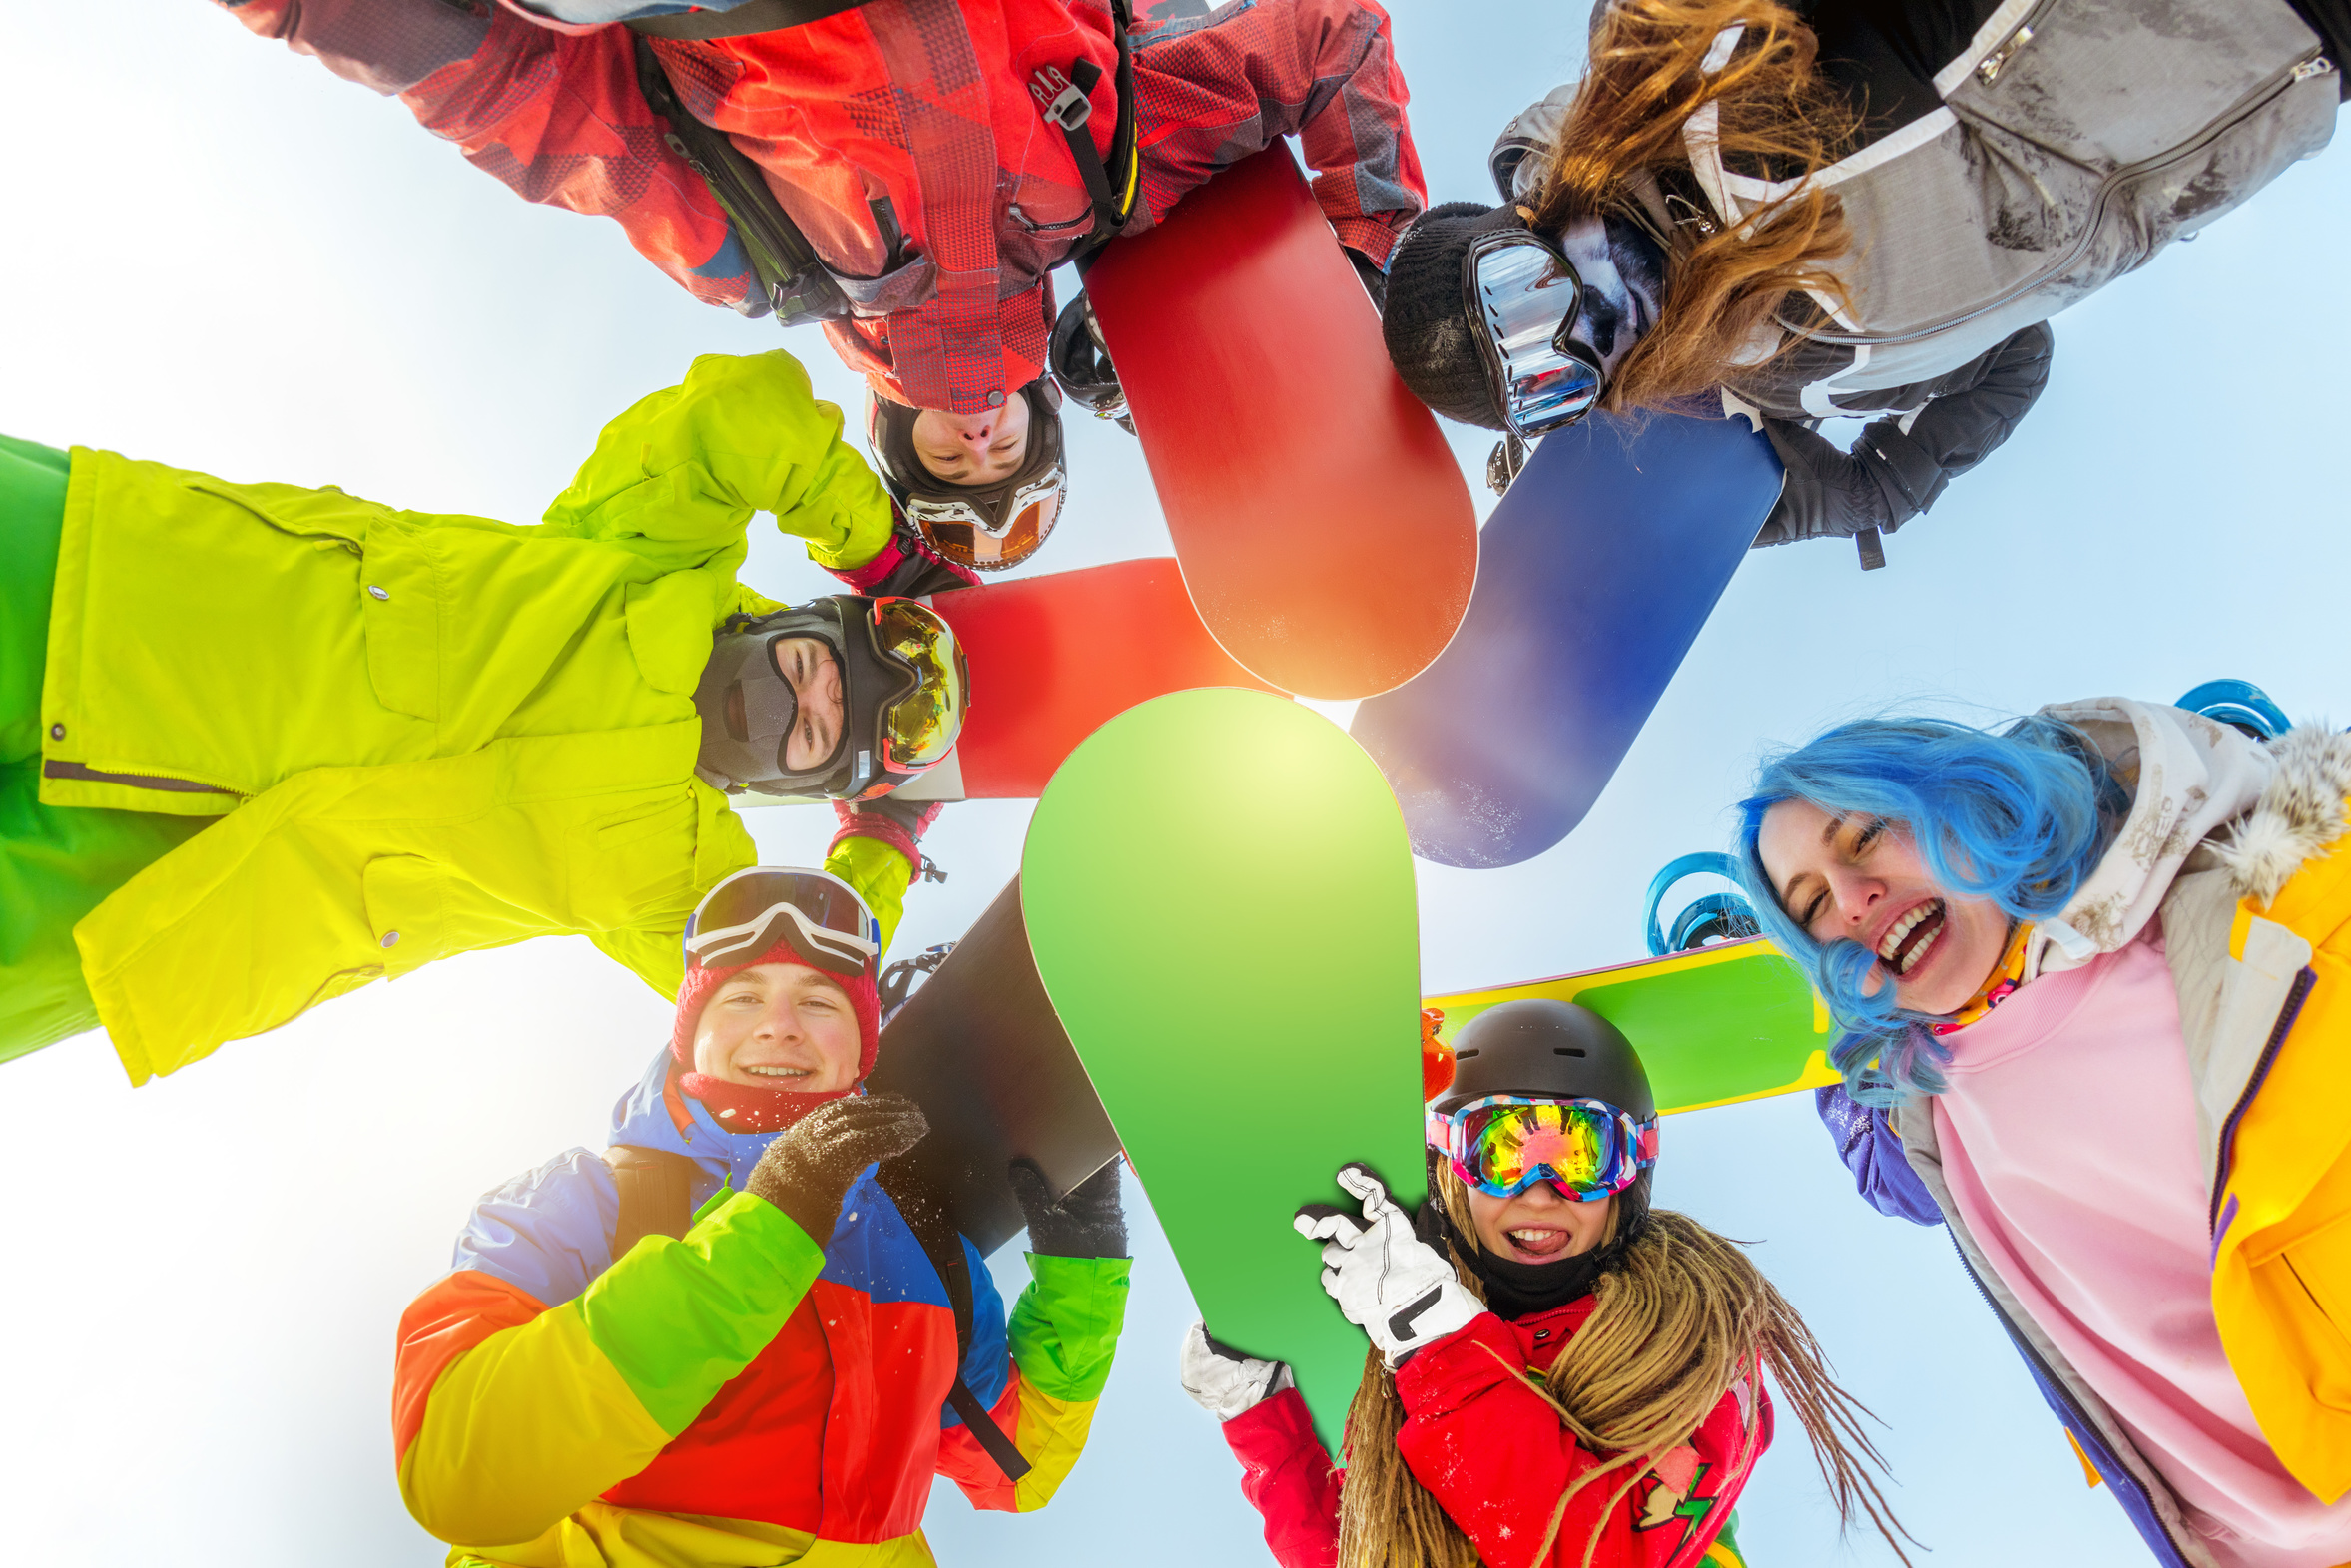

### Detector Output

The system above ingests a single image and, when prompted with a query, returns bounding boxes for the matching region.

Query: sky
[2,3,2346,1564]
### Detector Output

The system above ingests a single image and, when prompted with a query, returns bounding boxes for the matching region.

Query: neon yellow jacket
[38,350,899,1084]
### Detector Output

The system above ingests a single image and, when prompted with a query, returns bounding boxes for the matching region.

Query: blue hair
[1733,715,2119,1106]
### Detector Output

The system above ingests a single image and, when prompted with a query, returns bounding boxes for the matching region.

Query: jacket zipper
[42,760,233,796]
[2207,963,2319,1232]
[1945,1230,2194,1568]
[1797,41,2329,349]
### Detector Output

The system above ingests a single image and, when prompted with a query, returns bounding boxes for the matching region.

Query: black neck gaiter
[1414,1166,1653,1321]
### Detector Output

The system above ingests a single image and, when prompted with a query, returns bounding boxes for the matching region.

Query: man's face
[773,636,844,772]
[909,396,1031,486]
[691,962,862,1092]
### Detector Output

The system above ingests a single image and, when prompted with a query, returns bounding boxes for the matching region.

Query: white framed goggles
[903,466,1065,572]
[1463,228,1606,439]
[684,867,881,979]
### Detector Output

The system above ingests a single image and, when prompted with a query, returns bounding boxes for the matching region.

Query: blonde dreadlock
[1333,1163,1911,1568]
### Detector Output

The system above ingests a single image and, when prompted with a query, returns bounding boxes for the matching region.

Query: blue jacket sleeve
[449,1148,622,1307]
[1816,1085,1944,1225]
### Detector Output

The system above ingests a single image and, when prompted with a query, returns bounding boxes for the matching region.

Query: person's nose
[1827,864,1887,930]
[753,999,801,1044]
[959,417,996,448]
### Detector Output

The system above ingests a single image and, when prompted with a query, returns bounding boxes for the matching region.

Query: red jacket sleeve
[217,0,754,310]
[1128,0,1427,265]
[1221,1386,1343,1568]
[1395,1314,1767,1568]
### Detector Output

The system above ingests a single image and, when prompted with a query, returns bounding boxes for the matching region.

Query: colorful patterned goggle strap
[1424,1095,1659,1202]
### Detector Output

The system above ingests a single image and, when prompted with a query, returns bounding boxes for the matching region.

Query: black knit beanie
[1381,201,1526,431]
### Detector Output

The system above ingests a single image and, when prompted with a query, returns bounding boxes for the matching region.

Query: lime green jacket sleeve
[398,1191,826,1547]
[539,350,895,573]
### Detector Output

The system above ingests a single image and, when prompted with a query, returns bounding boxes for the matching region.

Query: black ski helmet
[1432,998,1655,1120]
[1430,997,1657,1253]
[1380,201,1521,431]
[867,380,1068,574]
[691,594,970,801]
[1048,290,1134,434]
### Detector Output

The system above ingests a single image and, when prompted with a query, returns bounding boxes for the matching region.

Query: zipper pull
[2292,56,2336,83]
[1976,24,2035,87]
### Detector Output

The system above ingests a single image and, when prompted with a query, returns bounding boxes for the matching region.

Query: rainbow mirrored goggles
[1425,1096,1659,1202]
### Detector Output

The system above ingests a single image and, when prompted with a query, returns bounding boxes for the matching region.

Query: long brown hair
[1528,0,1859,413]
[1333,1164,1911,1568]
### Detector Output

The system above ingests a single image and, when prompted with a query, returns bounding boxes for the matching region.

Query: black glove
[1009,1157,1128,1258]
[1347,248,1389,312]
[749,1094,930,1244]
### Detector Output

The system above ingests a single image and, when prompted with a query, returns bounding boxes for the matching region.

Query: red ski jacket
[219,0,1426,414]
[1221,1299,1769,1568]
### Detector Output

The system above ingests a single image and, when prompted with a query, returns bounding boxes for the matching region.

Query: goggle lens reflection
[872,599,969,770]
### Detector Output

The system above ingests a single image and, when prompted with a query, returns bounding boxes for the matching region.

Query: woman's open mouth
[744,1063,815,1080]
[1878,900,1946,977]
[1504,1226,1571,1261]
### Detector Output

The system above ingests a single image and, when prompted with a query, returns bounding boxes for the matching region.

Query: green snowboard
[1425,937,1839,1118]
[1023,689,1425,1459]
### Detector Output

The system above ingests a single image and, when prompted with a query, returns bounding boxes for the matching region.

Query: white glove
[1178,1321,1294,1421]
[1294,1162,1481,1368]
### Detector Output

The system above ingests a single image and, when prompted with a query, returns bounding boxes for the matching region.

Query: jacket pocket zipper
[42,759,234,796]
[1800,44,2329,349]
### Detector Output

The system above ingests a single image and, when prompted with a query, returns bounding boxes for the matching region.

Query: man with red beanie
[391,863,1132,1564]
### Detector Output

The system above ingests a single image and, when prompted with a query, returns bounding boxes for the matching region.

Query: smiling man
[0,349,969,1086]
[391,865,1133,1567]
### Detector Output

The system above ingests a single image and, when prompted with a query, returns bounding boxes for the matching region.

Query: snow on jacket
[216,0,1427,414]
[1491,0,2341,551]
[395,1047,1131,1565]
[1222,1293,1767,1568]
[38,348,905,1084]
[1822,698,2351,1567]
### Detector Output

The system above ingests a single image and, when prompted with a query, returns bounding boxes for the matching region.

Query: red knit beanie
[671,937,882,1134]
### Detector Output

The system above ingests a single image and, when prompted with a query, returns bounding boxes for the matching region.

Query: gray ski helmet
[691,594,969,800]
[1048,291,1133,434]
[1432,998,1654,1121]
[867,380,1068,573]
[1381,201,1521,431]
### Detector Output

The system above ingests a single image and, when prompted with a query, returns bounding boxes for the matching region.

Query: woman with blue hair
[1737,697,2351,1568]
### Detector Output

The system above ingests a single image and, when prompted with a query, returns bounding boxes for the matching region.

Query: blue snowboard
[1351,412,1784,868]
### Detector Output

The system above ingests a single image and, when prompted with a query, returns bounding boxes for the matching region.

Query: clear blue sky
[2,4,2344,1563]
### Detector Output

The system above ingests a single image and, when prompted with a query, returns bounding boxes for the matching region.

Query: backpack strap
[627,0,877,41]
[605,1145,700,1259]
[630,34,850,327]
[1029,0,1139,257]
[877,1159,1035,1482]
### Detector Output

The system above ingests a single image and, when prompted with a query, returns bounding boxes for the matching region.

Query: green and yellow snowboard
[1426,938,1838,1118]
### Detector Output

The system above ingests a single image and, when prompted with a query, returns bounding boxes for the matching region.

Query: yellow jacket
[39,350,900,1083]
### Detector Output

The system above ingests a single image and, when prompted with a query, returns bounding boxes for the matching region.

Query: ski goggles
[1426,1095,1658,1202]
[865,597,968,773]
[904,466,1064,573]
[683,867,881,980]
[1464,227,1606,439]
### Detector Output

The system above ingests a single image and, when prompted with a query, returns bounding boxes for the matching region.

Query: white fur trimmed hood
[2214,724,2351,905]
[2025,700,2351,980]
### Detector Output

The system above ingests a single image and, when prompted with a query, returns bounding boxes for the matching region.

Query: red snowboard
[904,556,1280,800]
[1085,146,1477,701]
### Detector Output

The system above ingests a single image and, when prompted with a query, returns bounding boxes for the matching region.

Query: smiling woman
[1179,1000,1908,1568]
[1732,697,2351,1568]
